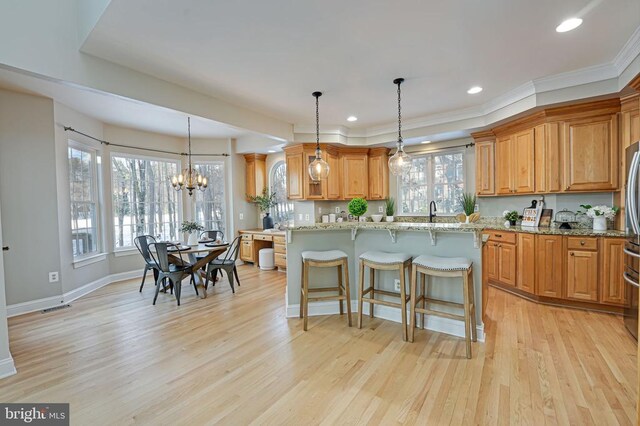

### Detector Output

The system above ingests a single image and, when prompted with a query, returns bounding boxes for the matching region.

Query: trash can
[259,248,275,270]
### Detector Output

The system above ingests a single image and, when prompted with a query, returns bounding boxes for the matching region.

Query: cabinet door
[326,151,341,199]
[368,153,389,200]
[600,238,626,306]
[498,243,517,287]
[536,235,563,298]
[475,141,495,195]
[486,242,499,282]
[304,152,327,199]
[240,240,254,262]
[342,154,368,199]
[517,233,535,293]
[286,153,304,199]
[513,129,535,193]
[537,123,563,193]
[563,115,618,191]
[566,250,599,302]
[495,136,513,194]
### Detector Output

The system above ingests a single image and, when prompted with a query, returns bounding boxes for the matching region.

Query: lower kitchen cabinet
[535,235,564,298]
[498,242,517,286]
[240,239,254,263]
[566,249,599,302]
[516,233,535,293]
[600,238,626,306]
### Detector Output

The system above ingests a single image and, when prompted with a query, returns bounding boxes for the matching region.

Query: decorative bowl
[371,214,384,222]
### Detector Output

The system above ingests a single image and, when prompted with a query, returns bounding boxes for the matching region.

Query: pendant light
[388,78,412,176]
[171,117,208,196]
[308,91,330,181]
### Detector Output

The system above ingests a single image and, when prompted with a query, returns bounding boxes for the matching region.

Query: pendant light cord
[187,117,192,168]
[397,81,402,144]
[315,93,320,149]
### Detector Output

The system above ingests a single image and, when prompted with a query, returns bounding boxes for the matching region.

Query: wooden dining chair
[134,235,159,292]
[147,242,198,306]
[204,236,242,293]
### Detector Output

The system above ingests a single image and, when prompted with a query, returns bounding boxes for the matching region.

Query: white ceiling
[81,0,640,131]
[0,66,247,139]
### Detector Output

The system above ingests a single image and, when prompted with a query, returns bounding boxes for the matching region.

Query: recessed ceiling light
[467,86,483,94]
[421,140,432,144]
[556,17,582,33]
[267,150,276,153]
[347,116,358,122]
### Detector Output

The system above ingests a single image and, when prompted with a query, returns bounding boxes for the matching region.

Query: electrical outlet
[318,207,322,214]
[378,206,384,213]
[305,214,310,221]
[239,213,244,220]
[335,207,340,213]
[475,204,479,212]
[49,272,59,283]
[394,279,401,292]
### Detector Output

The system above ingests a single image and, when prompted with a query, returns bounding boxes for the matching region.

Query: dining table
[167,242,229,299]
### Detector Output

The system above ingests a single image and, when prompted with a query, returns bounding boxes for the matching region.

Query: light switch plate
[298,214,303,220]
[335,207,340,213]
[239,213,244,220]
[378,206,384,213]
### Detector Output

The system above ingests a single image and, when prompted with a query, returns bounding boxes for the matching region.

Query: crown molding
[614,25,640,74]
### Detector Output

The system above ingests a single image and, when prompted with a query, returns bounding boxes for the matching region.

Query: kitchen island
[284,222,486,340]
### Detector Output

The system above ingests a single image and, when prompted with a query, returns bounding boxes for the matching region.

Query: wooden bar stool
[357,251,412,341]
[408,254,477,358]
[300,250,352,331]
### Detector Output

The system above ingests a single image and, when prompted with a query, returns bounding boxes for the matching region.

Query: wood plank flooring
[0,266,637,425]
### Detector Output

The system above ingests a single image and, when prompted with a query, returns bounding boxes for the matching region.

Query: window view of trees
[270,161,294,224]
[399,150,464,215]
[111,155,181,248]
[193,162,226,235]
[69,145,99,257]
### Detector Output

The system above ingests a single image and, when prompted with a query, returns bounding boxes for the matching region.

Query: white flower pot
[188,233,199,246]
[593,216,607,231]
[465,215,470,224]
[385,216,394,222]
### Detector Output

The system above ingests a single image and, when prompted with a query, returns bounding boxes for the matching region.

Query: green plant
[384,197,395,216]
[248,188,278,212]
[503,210,519,222]
[348,197,368,217]
[180,221,204,234]
[458,193,476,216]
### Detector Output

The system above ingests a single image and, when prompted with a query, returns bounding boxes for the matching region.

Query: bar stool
[357,251,412,341]
[408,254,477,358]
[300,250,352,331]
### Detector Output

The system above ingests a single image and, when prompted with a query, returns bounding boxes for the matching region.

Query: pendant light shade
[388,78,412,176]
[308,91,330,181]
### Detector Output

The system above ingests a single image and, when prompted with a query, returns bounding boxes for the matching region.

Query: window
[270,161,294,224]
[111,154,181,249]
[69,143,100,257]
[398,149,465,215]
[193,162,226,235]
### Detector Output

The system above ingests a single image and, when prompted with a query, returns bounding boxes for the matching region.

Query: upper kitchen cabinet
[512,128,535,193]
[562,114,618,192]
[534,123,563,193]
[368,148,390,200]
[474,134,495,196]
[326,147,341,200]
[342,150,369,199]
[495,135,514,195]
[284,147,304,199]
[243,154,266,201]
[302,148,328,199]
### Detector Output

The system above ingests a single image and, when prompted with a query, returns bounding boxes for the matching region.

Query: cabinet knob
[495,234,502,238]
[570,252,575,256]
[580,241,585,246]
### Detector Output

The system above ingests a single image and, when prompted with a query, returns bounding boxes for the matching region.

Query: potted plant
[348,197,368,222]
[503,210,519,227]
[458,193,476,223]
[180,220,204,245]
[248,188,278,229]
[579,204,618,231]
[384,197,396,222]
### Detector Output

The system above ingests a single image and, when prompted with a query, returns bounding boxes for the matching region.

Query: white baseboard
[6,269,147,318]
[0,356,16,379]
[286,300,485,342]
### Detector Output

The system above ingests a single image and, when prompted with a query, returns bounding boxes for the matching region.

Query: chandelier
[308,91,330,181]
[388,78,412,176]
[171,117,207,195]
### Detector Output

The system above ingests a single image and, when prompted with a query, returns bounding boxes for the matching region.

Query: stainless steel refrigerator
[624,142,640,339]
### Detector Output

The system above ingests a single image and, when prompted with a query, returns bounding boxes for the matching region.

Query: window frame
[110,151,183,251]
[68,140,103,260]
[396,147,466,217]
[192,160,227,235]
[269,160,294,225]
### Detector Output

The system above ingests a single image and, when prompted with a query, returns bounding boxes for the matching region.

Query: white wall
[0,196,15,377]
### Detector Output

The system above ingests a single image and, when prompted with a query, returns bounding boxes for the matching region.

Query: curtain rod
[63,126,230,157]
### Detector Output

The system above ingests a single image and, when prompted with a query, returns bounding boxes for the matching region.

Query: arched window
[270,161,294,224]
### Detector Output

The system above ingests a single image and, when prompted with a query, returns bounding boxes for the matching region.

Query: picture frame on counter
[521,203,544,227]
[539,209,553,227]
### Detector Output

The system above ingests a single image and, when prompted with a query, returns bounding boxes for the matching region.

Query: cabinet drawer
[567,237,597,251]
[253,234,273,242]
[275,253,287,266]
[241,234,253,241]
[273,236,286,244]
[274,243,286,254]
[485,231,517,245]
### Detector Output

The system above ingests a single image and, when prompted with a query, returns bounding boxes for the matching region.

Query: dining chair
[147,242,198,306]
[204,236,242,293]
[134,235,159,292]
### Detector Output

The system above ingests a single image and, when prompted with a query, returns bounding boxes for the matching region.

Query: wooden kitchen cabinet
[475,140,495,196]
[485,241,499,282]
[303,150,327,199]
[285,150,304,200]
[513,128,535,193]
[243,154,266,201]
[534,123,563,193]
[240,239,254,263]
[600,238,626,306]
[497,242,517,287]
[517,233,535,293]
[535,235,564,298]
[342,151,369,199]
[368,148,390,200]
[495,135,513,195]
[566,248,599,302]
[326,148,341,200]
[562,114,618,191]
[484,231,516,287]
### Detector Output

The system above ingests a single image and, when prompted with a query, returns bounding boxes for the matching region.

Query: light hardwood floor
[0,266,637,425]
